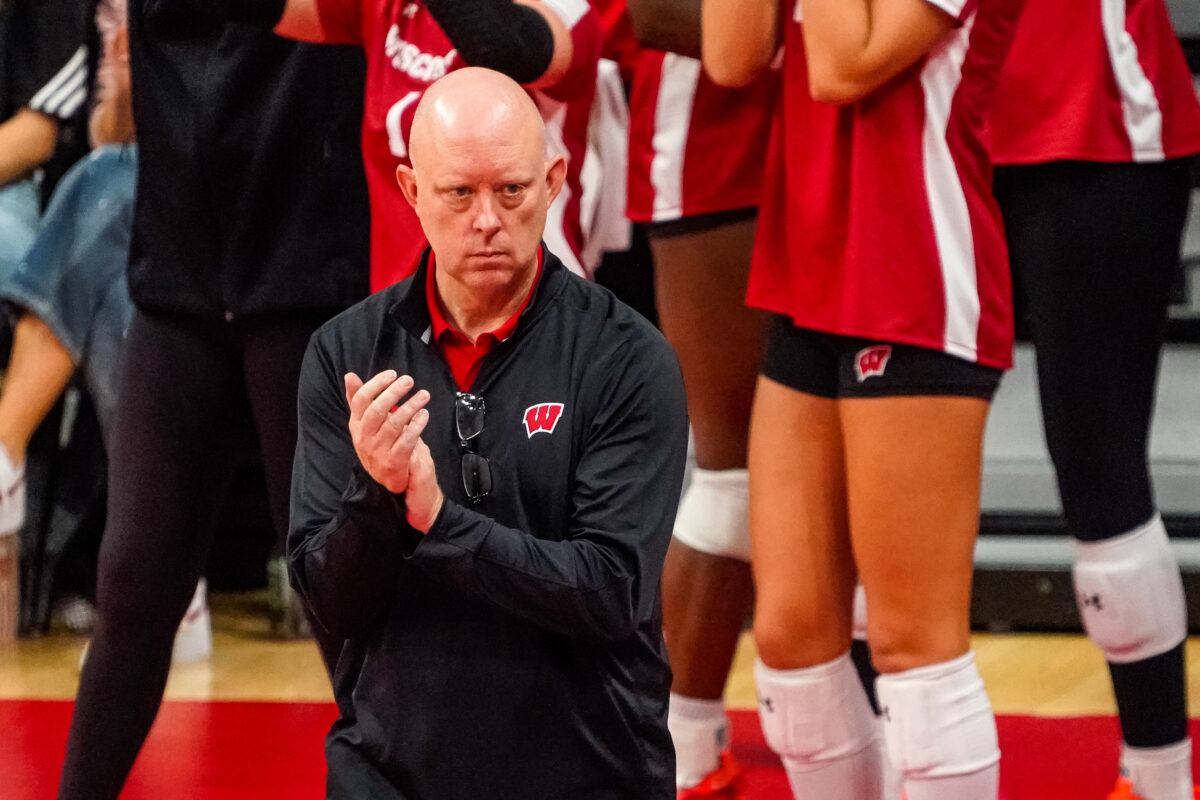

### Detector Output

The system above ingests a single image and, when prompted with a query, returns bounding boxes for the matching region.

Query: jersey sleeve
[923,0,977,23]
[313,0,371,45]
[535,0,601,101]
[15,0,90,121]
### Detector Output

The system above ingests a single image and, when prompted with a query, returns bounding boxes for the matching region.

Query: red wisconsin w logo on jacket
[524,403,565,438]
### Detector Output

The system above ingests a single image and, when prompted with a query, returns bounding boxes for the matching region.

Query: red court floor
[4,700,1190,799]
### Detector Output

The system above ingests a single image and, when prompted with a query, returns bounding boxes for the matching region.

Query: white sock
[879,718,904,800]
[0,442,25,535]
[782,744,884,800]
[906,771,1000,800]
[1123,739,1193,800]
[755,655,883,800]
[668,693,728,788]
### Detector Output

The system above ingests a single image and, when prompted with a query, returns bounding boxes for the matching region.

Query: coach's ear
[544,154,566,207]
[396,164,419,209]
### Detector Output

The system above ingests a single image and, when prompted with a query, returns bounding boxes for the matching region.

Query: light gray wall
[1166,0,1200,38]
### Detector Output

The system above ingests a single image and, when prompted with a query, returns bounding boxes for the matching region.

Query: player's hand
[344,370,430,494]
[404,437,444,534]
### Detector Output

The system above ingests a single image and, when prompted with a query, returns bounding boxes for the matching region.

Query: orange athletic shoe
[1107,778,1141,800]
[1105,777,1200,800]
[677,752,746,800]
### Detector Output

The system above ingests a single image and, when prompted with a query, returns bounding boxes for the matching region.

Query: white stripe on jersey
[539,0,589,28]
[920,17,981,362]
[649,54,701,222]
[534,94,587,277]
[1101,0,1165,161]
[545,180,586,277]
[924,0,971,20]
[30,46,88,118]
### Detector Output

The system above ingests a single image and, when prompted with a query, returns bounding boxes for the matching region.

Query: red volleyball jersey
[589,0,640,83]
[748,0,1022,369]
[991,0,1200,165]
[626,50,779,222]
[313,0,600,290]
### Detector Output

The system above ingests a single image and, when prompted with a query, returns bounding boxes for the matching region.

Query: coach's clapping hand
[344,370,431,494]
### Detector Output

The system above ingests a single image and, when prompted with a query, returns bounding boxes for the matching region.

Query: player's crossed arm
[270,0,576,89]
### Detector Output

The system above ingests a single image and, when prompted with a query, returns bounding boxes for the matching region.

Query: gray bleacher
[1167,0,1200,36]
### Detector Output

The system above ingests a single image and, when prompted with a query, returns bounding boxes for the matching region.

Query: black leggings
[994,159,1193,543]
[995,158,1194,749]
[57,310,341,800]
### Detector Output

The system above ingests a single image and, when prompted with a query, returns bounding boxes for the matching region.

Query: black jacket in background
[290,248,688,799]
[127,1,369,320]
[0,0,92,197]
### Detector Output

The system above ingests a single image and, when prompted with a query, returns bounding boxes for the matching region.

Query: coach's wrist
[406,489,444,535]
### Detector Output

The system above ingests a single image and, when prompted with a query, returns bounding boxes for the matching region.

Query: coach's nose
[472,192,502,236]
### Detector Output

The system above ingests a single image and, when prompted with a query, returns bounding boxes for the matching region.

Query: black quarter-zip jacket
[289,247,688,799]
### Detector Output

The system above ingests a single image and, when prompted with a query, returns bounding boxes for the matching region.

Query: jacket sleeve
[14,0,90,120]
[407,335,689,644]
[288,334,423,638]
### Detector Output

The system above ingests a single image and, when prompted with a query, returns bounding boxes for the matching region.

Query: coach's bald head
[408,67,548,169]
[397,68,565,303]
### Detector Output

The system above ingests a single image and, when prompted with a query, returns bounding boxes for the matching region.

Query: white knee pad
[1072,514,1187,664]
[852,584,869,642]
[875,652,999,780]
[673,468,750,562]
[754,653,879,770]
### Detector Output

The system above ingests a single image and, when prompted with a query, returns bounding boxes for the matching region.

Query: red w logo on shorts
[523,403,565,438]
[854,345,892,382]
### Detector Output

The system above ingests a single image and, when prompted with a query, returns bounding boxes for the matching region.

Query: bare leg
[650,219,763,472]
[0,314,75,463]
[651,219,763,699]
[749,378,856,669]
[749,378,882,798]
[842,395,989,673]
[843,395,999,799]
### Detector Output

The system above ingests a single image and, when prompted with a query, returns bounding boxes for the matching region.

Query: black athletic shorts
[762,315,1003,400]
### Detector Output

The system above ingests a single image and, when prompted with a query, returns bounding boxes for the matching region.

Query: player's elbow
[701,40,773,88]
[806,51,894,105]
[807,64,876,106]
[808,77,869,106]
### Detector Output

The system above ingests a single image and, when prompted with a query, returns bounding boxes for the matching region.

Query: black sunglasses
[455,392,492,502]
